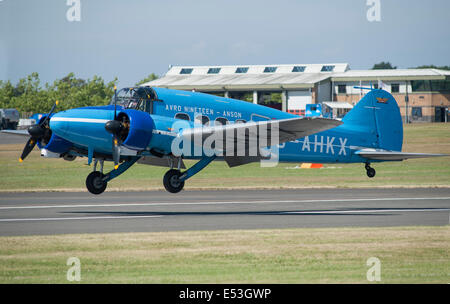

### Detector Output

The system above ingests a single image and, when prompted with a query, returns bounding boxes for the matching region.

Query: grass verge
[0,226,448,283]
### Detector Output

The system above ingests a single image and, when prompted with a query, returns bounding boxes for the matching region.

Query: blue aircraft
[4,86,445,194]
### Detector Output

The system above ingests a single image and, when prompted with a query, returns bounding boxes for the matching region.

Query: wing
[356,149,448,161]
[178,117,342,167]
[181,116,342,148]
[1,130,29,136]
[138,156,186,169]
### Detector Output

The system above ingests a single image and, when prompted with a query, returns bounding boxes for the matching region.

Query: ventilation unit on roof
[235,67,249,73]
[321,65,335,72]
[292,66,306,72]
[180,68,193,74]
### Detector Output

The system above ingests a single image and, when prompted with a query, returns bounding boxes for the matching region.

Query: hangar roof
[144,64,450,91]
[145,63,349,91]
[331,69,450,82]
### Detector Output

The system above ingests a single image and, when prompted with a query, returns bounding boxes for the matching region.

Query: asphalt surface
[0,188,449,236]
[0,131,28,145]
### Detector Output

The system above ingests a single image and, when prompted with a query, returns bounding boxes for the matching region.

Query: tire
[366,167,376,178]
[163,169,185,193]
[86,171,107,195]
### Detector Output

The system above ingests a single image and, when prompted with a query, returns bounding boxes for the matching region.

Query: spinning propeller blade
[19,100,58,162]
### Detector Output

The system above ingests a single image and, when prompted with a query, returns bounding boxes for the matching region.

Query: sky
[0,0,449,87]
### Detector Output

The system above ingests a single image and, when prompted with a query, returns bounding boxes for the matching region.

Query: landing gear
[162,156,216,194]
[163,169,185,193]
[86,171,107,195]
[365,163,376,178]
[86,158,107,195]
[84,156,140,195]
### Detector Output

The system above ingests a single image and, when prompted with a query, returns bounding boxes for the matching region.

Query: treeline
[0,72,158,114]
[372,61,450,71]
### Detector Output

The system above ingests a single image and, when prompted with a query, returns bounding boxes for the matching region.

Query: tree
[0,72,118,114]
[372,62,397,70]
[135,73,159,86]
[412,65,450,71]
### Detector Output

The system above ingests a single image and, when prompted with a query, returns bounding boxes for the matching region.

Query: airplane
[2,86,446,194]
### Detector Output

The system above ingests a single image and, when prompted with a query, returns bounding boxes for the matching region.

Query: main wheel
[366,167,376,178]
[86,171,107,195]
[163,169,185,193]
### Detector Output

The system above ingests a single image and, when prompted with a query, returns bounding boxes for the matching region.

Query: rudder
[342,89,403,151]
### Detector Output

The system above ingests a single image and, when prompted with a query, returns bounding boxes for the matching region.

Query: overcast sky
[1,0,449,87]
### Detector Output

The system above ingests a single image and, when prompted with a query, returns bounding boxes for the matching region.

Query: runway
[0,188,449,236]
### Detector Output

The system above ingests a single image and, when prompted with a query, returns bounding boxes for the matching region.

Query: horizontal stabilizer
[1,130,29,136]
[356,149,448,161]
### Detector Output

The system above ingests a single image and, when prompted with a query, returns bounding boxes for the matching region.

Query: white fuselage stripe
[50,117,109,124]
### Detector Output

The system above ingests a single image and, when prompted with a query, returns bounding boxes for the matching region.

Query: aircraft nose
[48,107,115,150]
[49,111,68,136]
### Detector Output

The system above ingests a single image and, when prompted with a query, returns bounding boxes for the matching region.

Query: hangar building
[145,63,450,123]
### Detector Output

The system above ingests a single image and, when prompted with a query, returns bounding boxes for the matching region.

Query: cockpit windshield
[110,87,157,112]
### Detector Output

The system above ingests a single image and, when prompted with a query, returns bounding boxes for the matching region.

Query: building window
[195,114,210,126]
[215,117,229,125]
[411,107,422,118]
[292,66,306,72]
[430,80,450,91]
[180,68,193,74]
[235,67,249,74]
[391,84,400,93]
[411,80,431,92]
[175,113,190,121]
[338,85,347,94]
[207,68,221,74]
[263,67,277,73]
[321,65,335,72]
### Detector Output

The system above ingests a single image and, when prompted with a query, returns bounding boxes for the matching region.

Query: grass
[0,226,448,283]
[0,123,449,191]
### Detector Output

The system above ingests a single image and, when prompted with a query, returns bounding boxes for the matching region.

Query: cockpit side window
[111,87,158,113]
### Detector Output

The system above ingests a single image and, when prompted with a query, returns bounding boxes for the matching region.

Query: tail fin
[342,89,403,151]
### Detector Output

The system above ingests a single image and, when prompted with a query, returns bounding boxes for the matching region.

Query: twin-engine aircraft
[3,86,445,194]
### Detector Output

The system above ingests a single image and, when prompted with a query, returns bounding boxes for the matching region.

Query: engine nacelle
[117,109,154,151]
[36,115,72,155]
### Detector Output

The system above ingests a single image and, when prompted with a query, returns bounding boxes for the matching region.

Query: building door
[435,107,446,122]
[287,90,312,115]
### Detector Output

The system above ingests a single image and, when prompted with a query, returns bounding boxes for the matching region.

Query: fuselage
[49,87,377,164]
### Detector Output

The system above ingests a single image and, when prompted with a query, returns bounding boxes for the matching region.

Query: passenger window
[215,117,229,126]
[175,113,190,121]
[195,115,210,126]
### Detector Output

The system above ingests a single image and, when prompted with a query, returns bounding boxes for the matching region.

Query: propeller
[19,100,58,162]
[105,86,124,170]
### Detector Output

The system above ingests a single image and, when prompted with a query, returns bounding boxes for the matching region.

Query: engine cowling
[36,115,72,154]
[116,109,154,151]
